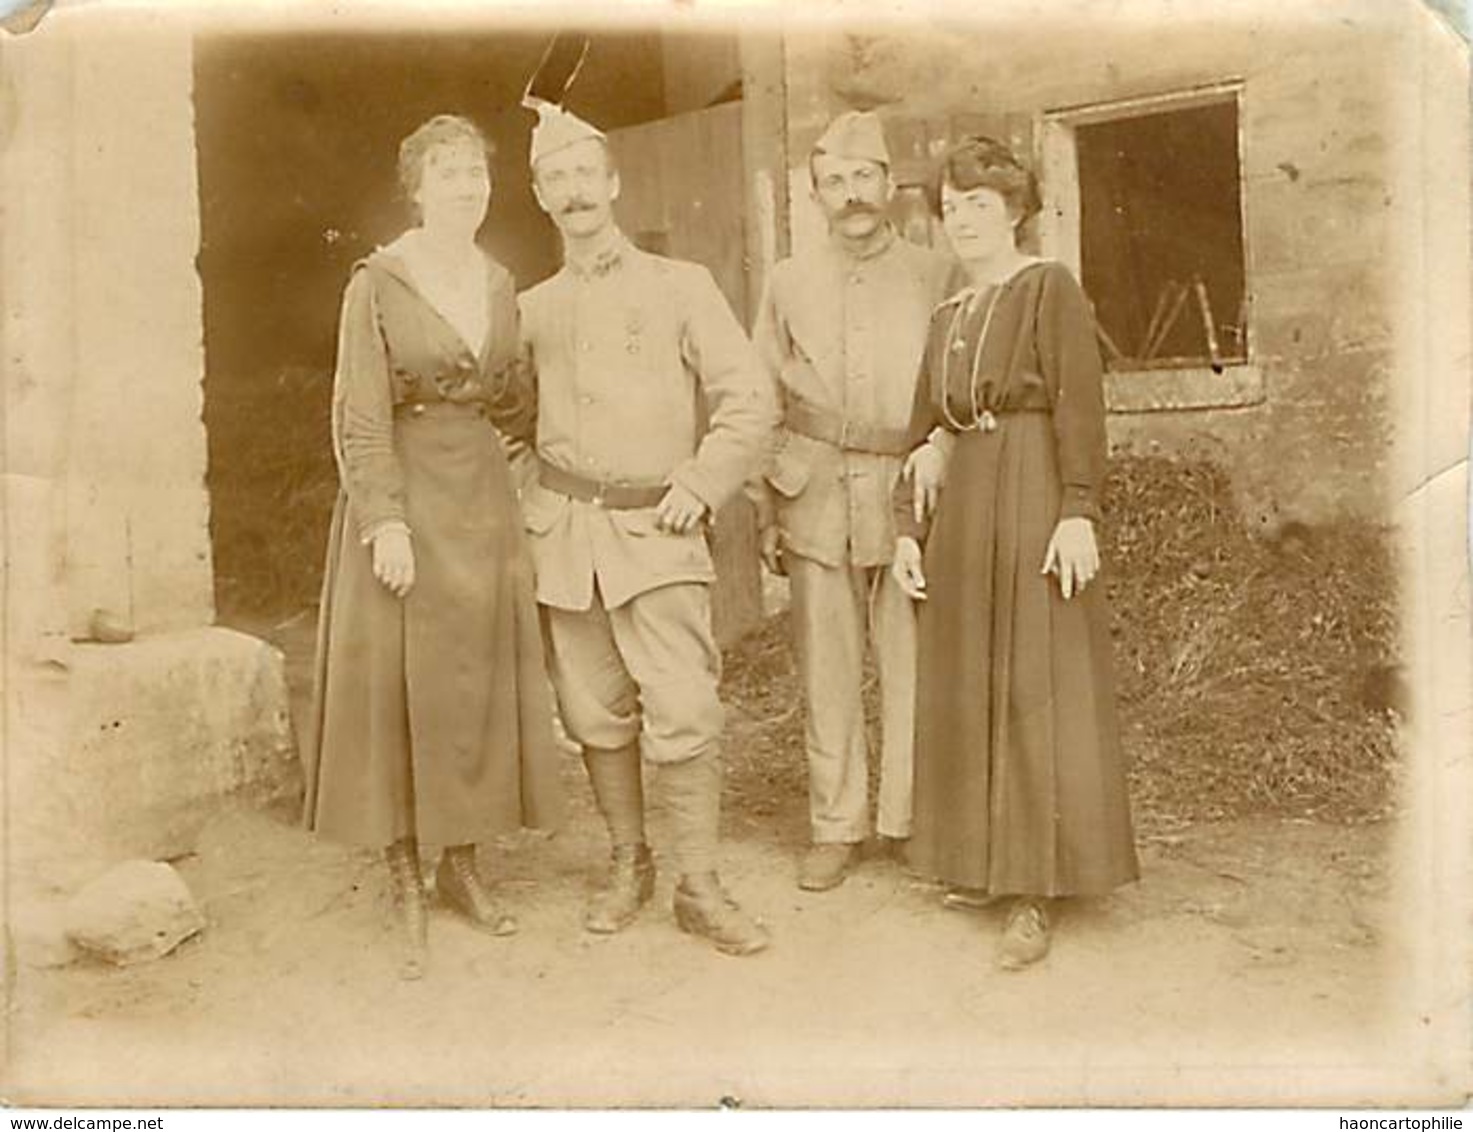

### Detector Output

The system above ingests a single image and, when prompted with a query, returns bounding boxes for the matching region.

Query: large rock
[63,860,205,965]
[8,626,302,873]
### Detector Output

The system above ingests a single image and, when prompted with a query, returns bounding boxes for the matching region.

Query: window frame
[1038,81,1266,413]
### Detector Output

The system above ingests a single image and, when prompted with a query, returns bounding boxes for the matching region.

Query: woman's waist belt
[537,458,668,510]
[393,399,489,421]
[784,396,910,456]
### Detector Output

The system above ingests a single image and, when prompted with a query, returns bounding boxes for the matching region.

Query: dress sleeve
[892,320,946,542]
[1035,264,1108,522]
[331,267,407,542]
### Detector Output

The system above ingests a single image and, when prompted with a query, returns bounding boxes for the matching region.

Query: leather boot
[582,743,647,845]
[673,872,770,957]
[585,843,656,933]
[437,844,517,937]
[582,743,653,933]
[384,837,427,981]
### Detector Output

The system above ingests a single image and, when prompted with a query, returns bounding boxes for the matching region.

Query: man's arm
[669,265,780,514]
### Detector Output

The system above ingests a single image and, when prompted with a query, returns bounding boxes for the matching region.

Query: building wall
[3,13,215,646]
[780,2,1420,529]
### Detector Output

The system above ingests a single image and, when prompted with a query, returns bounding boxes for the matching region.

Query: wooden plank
[605,102,763,646]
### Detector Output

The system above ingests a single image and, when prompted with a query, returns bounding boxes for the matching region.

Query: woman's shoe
[941,886,997,912]
[385,837,428,980]
[437,844,518,936]
[997,897,1051,970]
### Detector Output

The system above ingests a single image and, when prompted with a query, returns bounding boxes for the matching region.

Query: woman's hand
[1041,517,1099,600]
[902,442,947,524]
[892,536,928,601]
[372,526,416,598]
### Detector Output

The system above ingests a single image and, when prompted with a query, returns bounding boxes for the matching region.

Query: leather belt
[537,458,668,510]
[784,396,910,457]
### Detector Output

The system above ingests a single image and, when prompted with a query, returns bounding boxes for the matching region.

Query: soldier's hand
[892,536,927,601]
[1041,516,1099,600]
[656,483,709,534]
[759,525,785,576]
[372,526,416,599]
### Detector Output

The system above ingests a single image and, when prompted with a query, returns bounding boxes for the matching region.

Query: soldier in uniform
[750,111,956,892]
[514,104,778,956]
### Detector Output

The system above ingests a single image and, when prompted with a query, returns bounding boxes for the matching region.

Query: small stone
[63,860,205,966]
[86,608,136,644]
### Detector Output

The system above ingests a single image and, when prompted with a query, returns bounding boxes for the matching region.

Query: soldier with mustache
[750,111,956,892]
[513,104,778,955]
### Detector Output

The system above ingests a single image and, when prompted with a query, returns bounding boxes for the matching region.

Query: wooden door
[604,102,762,646]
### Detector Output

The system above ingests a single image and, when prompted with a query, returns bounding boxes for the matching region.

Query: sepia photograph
[1,0,1469,1111]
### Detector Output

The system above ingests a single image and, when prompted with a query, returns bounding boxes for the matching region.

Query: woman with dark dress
[303,115,563,980]
[892,136,1138,970]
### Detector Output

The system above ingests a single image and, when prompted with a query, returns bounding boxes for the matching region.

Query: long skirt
[302,409,564,848]
[909,414,1138,896]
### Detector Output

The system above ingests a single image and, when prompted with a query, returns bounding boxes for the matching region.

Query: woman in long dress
[892,136,1138,970]
[303,115,563,980]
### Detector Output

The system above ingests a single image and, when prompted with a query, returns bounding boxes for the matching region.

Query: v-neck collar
[371,243,497,366]
[955,256,1049,308]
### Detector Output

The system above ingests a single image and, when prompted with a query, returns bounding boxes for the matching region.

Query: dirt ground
[4,611,1416,1109]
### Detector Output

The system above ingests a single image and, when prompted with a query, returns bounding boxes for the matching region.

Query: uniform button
[581,395,595,406]
[411,403,426,416]
[585,457,596,467]
[578,340,592,353]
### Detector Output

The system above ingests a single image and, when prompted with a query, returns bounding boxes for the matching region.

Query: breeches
[540,582,724,765]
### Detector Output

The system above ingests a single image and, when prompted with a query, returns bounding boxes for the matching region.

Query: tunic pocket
[766,439,813,499]
[521,482,569,536]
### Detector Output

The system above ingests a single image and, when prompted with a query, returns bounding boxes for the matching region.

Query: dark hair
[397,115,493,212]
[926,134,1041,223]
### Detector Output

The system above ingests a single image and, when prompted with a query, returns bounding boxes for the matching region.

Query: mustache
[837,201,883,220]
[561,200,598,214]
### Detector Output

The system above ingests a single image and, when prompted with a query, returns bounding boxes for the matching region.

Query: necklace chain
[939,287,1003,433]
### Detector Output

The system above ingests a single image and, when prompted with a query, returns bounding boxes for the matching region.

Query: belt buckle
[591,483,607,508]
[838,419,852,449]
[980,410,998,433]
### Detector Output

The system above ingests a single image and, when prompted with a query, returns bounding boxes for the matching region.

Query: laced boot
[384,837,427,980]
[437,844,517,936]
[672,872,770,957]
[584,843,656,933]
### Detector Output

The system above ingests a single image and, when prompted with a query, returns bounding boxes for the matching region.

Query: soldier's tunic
[515,235,776,767]
[752,228,955,842]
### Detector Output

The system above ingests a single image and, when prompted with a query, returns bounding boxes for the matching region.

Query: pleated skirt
[909,413,1138,896]
[302,410,564,848]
